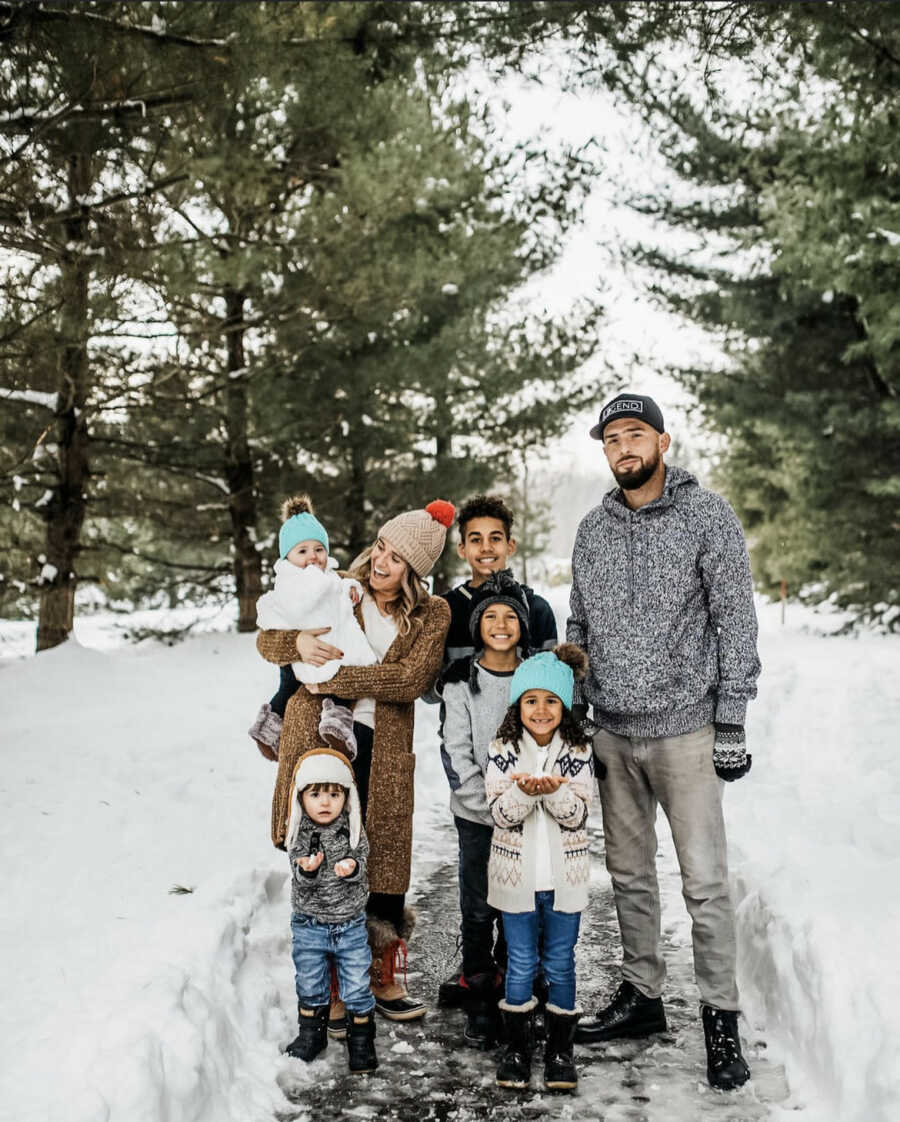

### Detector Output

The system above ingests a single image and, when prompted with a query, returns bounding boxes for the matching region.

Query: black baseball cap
[589,393,665,441]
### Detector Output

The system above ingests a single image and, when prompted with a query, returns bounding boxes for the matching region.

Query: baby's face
[286,539,328,570]
[302,785,347,825]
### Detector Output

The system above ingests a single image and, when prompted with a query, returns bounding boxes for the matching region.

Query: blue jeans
[290,912,374,1014]
[502,891,581,1009]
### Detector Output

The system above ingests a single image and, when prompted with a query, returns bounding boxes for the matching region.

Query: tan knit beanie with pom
[379,500,455,577]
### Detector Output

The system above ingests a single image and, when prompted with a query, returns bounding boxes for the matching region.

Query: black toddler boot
[462,971,502,1050]
[285,1004,329,1061]
[575,979,667,1044]
[495,997,536,1088]
[702,1005,750,1090]
[543,1005,580,1091]
[346,1010,379,1074]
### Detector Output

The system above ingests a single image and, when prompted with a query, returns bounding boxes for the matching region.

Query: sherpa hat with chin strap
[278,494,329,559]
[509,643,589,712]
[469,569,531,652]
[378,499,455,577]
[286,747,362,850]
[589,393,665,441]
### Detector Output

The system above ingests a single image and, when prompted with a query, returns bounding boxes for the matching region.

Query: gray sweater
[567,466,761,738]
[440,662,516,827]
[288,811,369,923]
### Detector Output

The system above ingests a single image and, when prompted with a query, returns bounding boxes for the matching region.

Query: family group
[248,393,761,1095]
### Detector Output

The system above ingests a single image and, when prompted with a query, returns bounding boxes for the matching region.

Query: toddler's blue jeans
[502,891,581,1009]
[290,911,374,1014]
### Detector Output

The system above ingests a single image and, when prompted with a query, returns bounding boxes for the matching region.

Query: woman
[257,501,453,1023]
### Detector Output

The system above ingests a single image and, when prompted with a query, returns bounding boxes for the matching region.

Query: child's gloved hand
[334,858,357,878]
[296,851,324,872]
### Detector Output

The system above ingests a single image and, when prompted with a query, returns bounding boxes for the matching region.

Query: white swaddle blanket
[255,559,378,684]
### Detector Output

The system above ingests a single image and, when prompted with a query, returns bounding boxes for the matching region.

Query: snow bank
[732,603,900,1122]
[0,634,291,1121]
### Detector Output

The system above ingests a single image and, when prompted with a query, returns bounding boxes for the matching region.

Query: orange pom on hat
[425,499,455,529]
[380,499,456,577]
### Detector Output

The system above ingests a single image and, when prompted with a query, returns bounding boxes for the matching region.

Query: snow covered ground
[1,593,898,1121]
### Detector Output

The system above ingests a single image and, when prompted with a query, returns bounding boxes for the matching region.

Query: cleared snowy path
[275,817,789,1121]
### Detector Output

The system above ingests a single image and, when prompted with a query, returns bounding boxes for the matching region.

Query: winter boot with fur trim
[543,1005,580,1091]
[369,910,426,1021]
[495,997,537,1088]
[346,1010,378,1074]
[462,971,503,1050]
[285,1003,329,1062]
[318,698,358,760]
[702,1005,750,1090]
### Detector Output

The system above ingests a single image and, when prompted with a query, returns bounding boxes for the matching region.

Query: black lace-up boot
[574,979,666,1044]
[702,1004,751,1090]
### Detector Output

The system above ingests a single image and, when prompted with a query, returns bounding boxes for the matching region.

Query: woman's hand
[295,627,344,666]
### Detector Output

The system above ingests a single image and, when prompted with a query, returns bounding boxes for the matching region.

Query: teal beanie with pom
[278,494,329,558]
[509,644,589,711]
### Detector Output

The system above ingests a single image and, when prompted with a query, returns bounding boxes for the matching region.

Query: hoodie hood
[602,465,698,520]
[286,747,362,850]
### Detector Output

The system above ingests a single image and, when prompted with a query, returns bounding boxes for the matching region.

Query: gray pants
[594,723,739,1010]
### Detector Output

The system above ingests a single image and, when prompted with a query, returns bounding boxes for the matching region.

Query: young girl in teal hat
[484,643,594,1093]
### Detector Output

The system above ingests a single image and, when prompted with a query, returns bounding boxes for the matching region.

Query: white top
[533,739,554,892]
[352,594,399,730]
[255,560,377,684]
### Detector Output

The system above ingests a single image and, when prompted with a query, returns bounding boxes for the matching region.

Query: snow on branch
[0,387,57,410]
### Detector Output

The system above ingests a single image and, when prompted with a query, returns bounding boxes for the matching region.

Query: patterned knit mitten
[713,723,752,781]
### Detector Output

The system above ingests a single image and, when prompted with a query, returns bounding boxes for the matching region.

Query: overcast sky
[488,70,729,478]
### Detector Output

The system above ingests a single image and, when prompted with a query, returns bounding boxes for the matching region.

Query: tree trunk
[37,151,92,652]
[222,285,262,632]
[346,437,369,562]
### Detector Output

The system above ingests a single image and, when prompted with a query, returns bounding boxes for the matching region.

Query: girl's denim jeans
[290,911,374,1014]
[501,890,581,1009]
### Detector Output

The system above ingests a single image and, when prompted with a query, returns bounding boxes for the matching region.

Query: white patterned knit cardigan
[484,729,594,914]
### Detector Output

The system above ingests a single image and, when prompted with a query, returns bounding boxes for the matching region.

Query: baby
[248,495,377,759]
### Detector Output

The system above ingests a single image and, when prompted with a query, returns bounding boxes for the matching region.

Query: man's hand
[334,858,357,878]
[296,851,324,872]
[713,724,752,781]
[295,627,344,666]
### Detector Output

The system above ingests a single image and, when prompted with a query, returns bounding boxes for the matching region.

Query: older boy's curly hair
[496,704,588,750]
[457,494,514,540]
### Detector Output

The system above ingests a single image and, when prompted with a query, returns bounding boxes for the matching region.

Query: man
[566,393,760,1091]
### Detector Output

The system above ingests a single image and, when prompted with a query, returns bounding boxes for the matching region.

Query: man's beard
[613,451,660,490]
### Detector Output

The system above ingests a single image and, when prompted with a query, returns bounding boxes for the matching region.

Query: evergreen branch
[0,3,231,50]
[0,90,197,131]
[84,539,230,574]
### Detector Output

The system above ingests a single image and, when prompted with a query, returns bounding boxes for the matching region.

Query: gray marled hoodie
[289,811,369,923]
[567,466,761,738]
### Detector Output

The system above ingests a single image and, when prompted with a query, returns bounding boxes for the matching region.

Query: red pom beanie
[379,499,456,577]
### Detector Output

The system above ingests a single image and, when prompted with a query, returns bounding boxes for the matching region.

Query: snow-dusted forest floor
[1,592,897,1121]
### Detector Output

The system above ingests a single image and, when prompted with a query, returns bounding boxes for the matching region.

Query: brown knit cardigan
[257,594,450,895]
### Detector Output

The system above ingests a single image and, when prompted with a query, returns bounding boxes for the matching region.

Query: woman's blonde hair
[348,541,429,635]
